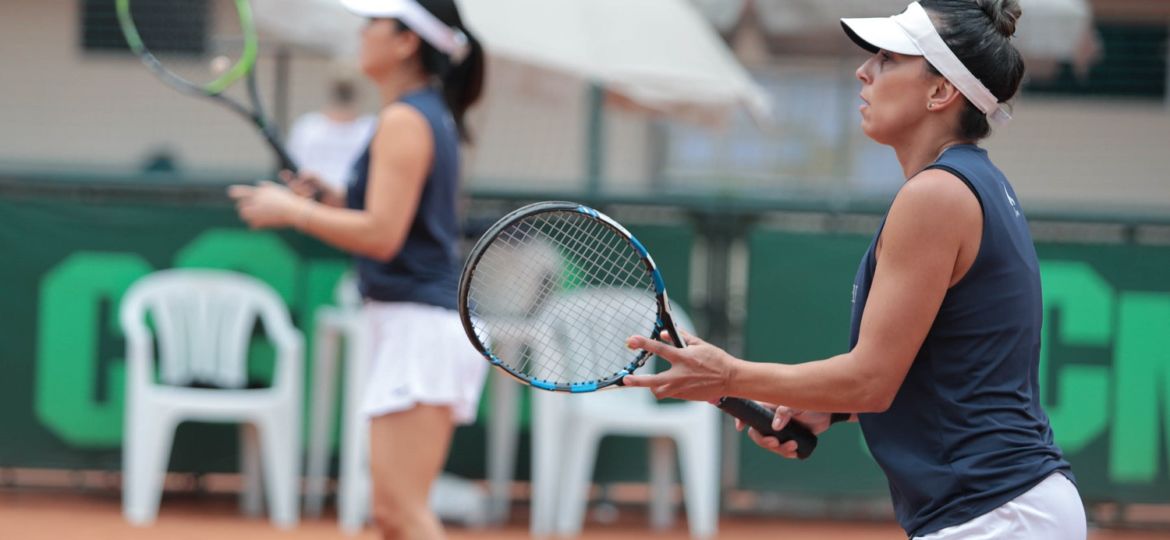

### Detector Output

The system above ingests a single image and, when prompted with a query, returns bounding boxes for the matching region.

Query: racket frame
[459,201,820,459]
[458,201,684,393]
[114,0,297,171]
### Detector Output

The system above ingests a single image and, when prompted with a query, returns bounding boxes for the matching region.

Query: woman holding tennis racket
[624,1,1085,538]
[229,0,486,538]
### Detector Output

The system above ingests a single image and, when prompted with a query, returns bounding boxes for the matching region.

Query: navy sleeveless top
[849,145,1072,537]
[346,87,462,310]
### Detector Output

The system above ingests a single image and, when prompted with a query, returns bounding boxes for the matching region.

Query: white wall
[659,57,1170,210]
[0,0,653,191]
[0,1,336,174]
[985,98,1170,210]
[1,1,1165,211]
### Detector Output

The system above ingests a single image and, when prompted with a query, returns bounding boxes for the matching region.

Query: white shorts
[914,473,1086,540]
[359,301,488,425]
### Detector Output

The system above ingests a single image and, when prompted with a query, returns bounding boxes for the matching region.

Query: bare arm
[296,105,432,261]
[625,169,982,413]
[230,105,432,262]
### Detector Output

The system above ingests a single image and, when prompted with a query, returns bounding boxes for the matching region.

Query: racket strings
[473,215,645,318]
[472,213,649,383]
[123,0,250,91]
[534,291,654,384]
[466,224,573,379]
[547,217,648,290]
[468,223,563,315]
[467,211,659,385]
[471,215,608,382]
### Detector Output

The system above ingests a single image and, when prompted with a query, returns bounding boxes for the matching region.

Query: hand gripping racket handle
[657,317,817,459]
[716,397,818,459]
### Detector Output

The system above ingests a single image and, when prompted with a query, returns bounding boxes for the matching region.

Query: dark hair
[396,0,486,143]
[919,0,1026,140]
[331,80,357,106]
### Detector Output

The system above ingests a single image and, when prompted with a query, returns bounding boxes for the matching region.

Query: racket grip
[716,397,818,459]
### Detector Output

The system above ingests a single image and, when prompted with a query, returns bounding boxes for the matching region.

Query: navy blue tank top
[346,87,462,310]
[849,145,1072,537]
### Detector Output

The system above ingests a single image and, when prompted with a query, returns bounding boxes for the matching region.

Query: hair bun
[976,0,1022,38]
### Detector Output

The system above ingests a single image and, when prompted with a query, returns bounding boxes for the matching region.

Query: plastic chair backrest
[120,269,296,389]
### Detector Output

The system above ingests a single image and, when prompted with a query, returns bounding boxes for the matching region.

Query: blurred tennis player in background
[229,0,487,537]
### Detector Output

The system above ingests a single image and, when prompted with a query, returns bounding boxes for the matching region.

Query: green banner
[4,187,1166,502]
[0,192,691,482]
[3,196,340,472]
[743,230,1170,504]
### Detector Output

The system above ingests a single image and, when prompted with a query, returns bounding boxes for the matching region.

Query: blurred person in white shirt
[287,77,377,191]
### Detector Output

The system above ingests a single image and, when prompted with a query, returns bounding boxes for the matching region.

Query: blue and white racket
[458,201,818,459]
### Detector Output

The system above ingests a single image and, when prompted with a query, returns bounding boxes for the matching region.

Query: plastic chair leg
[529,394,567,537]
[338,407,369,534]
[260,413,301,529]
[304,322,342,517]
[678,426,719,539]
[649,437,677,530]
[554,425,601,537]
[240,423,264,518]
[122,408,177,526]
[339,319,370,534]
[487,371,520,524]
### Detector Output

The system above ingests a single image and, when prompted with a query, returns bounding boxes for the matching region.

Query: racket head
[458,202,682,392]
[115,0,258,96]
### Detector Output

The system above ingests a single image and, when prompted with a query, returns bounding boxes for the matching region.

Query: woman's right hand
[735,403,833,459]
[279,170,343,206]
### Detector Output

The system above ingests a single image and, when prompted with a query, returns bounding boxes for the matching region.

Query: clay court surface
[3,491,1168,540]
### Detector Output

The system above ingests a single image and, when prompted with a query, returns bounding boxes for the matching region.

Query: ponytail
[402,0,486,143]
[440,30,484,143]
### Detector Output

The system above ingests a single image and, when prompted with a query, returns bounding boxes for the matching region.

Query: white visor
[841,2,1011,126]
[342,0,470,64]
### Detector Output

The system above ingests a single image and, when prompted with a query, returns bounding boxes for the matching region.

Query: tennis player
[229,0,486,537]
[623,1,1086,538]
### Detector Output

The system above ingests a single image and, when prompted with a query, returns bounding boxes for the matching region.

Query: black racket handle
[256,123,298,174]
[716,397,818,459]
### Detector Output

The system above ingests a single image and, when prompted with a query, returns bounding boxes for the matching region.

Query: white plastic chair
[529,289,719,539]
[120,269,304,528]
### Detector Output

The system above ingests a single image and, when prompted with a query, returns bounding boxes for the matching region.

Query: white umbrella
[252,0,772,124]
[252,0,365,58]
[690,0,1095,62]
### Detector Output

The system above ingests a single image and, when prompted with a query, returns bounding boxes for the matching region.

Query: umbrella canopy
[690,0,1094,62]
[252,0,365,58]
[253,0,772,124]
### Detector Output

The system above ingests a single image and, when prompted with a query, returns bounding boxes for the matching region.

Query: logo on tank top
[1003,183,1021,217]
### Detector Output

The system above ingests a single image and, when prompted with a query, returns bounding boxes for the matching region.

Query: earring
[928,103,934,110]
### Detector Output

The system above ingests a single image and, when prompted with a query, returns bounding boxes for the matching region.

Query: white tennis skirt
[914,473,1086,539]
[359,301,488,425]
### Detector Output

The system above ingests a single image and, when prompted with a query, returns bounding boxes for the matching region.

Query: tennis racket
[458,201,818,459]
[116,0,297,172]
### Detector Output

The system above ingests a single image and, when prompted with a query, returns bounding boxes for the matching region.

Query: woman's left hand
[622,329,738,402]
[227,181,306,229]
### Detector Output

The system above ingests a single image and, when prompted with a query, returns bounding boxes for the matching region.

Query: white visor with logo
[342,0,470,64]
[841,2,1012,126]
